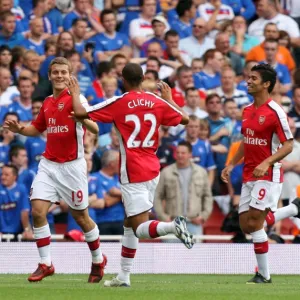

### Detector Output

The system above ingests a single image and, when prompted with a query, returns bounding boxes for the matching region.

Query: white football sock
[84,226,103,264]
[117,227,138,283]
[34,224,51,266]
[251,228,270,280]
[274,204,298,222]
[136,220,176,239]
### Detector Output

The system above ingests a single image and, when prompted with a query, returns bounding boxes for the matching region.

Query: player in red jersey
[222,63,297,284]
[4,57,107,283]
[70,63,194,287]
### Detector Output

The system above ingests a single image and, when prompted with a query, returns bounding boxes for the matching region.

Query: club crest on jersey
[259,115,265,125]
[58,103,64,111]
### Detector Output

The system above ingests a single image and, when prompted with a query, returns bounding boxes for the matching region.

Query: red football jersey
[32,89,88,163]
[87,91,183,183]
[242,99,293,183]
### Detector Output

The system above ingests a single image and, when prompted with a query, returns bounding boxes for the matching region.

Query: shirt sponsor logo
[244,128,267,145]
[47,125,69,134]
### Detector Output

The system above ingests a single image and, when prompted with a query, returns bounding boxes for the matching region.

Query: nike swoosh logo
[44,108,48,112]
[243,119,247,122]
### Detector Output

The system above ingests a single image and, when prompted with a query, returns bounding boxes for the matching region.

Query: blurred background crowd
[0,0,300,243]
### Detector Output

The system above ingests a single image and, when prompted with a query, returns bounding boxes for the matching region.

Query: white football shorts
[239,180,282,214]
[30,157,88,210]
[121,175,160,217]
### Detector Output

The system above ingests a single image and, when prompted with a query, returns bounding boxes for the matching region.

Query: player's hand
[221,164,234,183]
[69,111,86,122]
[253,160,270,178]
[66,75,80,96]
[22,230,33,240]
[158,81,172,102]
[3,120,24,133]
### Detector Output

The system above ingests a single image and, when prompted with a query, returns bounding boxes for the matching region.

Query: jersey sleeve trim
[145,91,183,115]
[86,93,128,113]
[268,100,293,141]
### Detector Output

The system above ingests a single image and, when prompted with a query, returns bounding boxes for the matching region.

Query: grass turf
[0,274,300,300]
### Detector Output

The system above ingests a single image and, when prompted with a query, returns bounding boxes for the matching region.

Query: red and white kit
[87,91,182,216]
[239,99,293,213]
[30,89,89,210]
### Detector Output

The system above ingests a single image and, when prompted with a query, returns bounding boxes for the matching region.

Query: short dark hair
[2,164,18,177]
[203,49,219,65]
[224,98,236,105]
[111,53,127,68]
[3,112,20,122]
[264,38,279,45]
[185,87,197,96]
[176,65,192,77]
[176,0,194,17]
[205,93,221,105]
[292,85,300,96]
[122,63,144,87]
[96,61,112,79]
[17,76,34,87]
[251,63,277,93]
[0,45,11,55]
[72,18,88,27]
[147,56,161,67]
[165,29,179,40]
[100,9,115,23]
[64,49,80,60]
[177,141,192,153]
[145,69,159,81]
[0,11,14,22]
[9,145,26,162]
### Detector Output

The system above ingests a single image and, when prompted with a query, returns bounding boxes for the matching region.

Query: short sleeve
[275,113,293,143]
[206,143,216,170]
[31,102,47,133]
[86,97,118,123]
[159,99,183,127]
[129,19,140,39]
[280,65,291,85]
[20,184,30,211]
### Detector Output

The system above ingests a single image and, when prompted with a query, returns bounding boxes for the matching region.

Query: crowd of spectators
[0,0,300,242]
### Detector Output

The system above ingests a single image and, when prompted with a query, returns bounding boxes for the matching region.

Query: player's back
[88,91,182,184]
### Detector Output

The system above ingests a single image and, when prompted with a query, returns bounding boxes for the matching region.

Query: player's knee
[31,206,47,223]
[73,213,89,228]
[245,218,260,233]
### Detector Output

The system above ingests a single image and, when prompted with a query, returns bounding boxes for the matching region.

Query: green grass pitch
[1,274,300,300]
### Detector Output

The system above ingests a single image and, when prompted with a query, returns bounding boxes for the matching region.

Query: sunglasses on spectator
[193,25,205,29]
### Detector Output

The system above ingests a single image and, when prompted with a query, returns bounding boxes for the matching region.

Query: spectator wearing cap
[154,141,213,236]
[246,23,295,72]
[198,0,234,39]
[179,18,215,60]
[0,11,25,48]
[129,0,157,57]
[23,18,46,58]
[88,9,131,62]
[215,67,250,109]
[140,15,168,57]
[222,0,255,21]
[193,49,224,91]
[169,0,196,39]
[63,0,103,37]
[248,0,300,47]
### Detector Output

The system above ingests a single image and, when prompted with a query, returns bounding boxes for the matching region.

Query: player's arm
[80,119,99,135]
[253,139,293,178]
[221,140,244,183]
[3,121,41,137]
[159,81,189,125]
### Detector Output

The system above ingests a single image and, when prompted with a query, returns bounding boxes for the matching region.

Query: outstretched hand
[3,120,23,133]
[65,75,80,96]
[158,81,172,102]
[221,164,234,183]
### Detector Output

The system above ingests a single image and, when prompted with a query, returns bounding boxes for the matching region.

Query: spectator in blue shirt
[95,150,124,235]
[89,9,131,63]
[0,11,24,48]
[0,164,32,239]
[0,127,14,165]
[193,49,224,91]
[23,18,46,57]
[63,0,103,37]
[46,0,63,33]
[10,145,35,194]
[8,77,34,122]
[140,15,167,57]
[222,0,255,21]
[170,0,196,39]
[261,39,292,96]
[24,98,46,173]
[72,18,88,56]
[175,115,216,186]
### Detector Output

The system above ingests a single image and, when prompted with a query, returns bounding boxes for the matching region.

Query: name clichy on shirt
[128,99,155,109]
